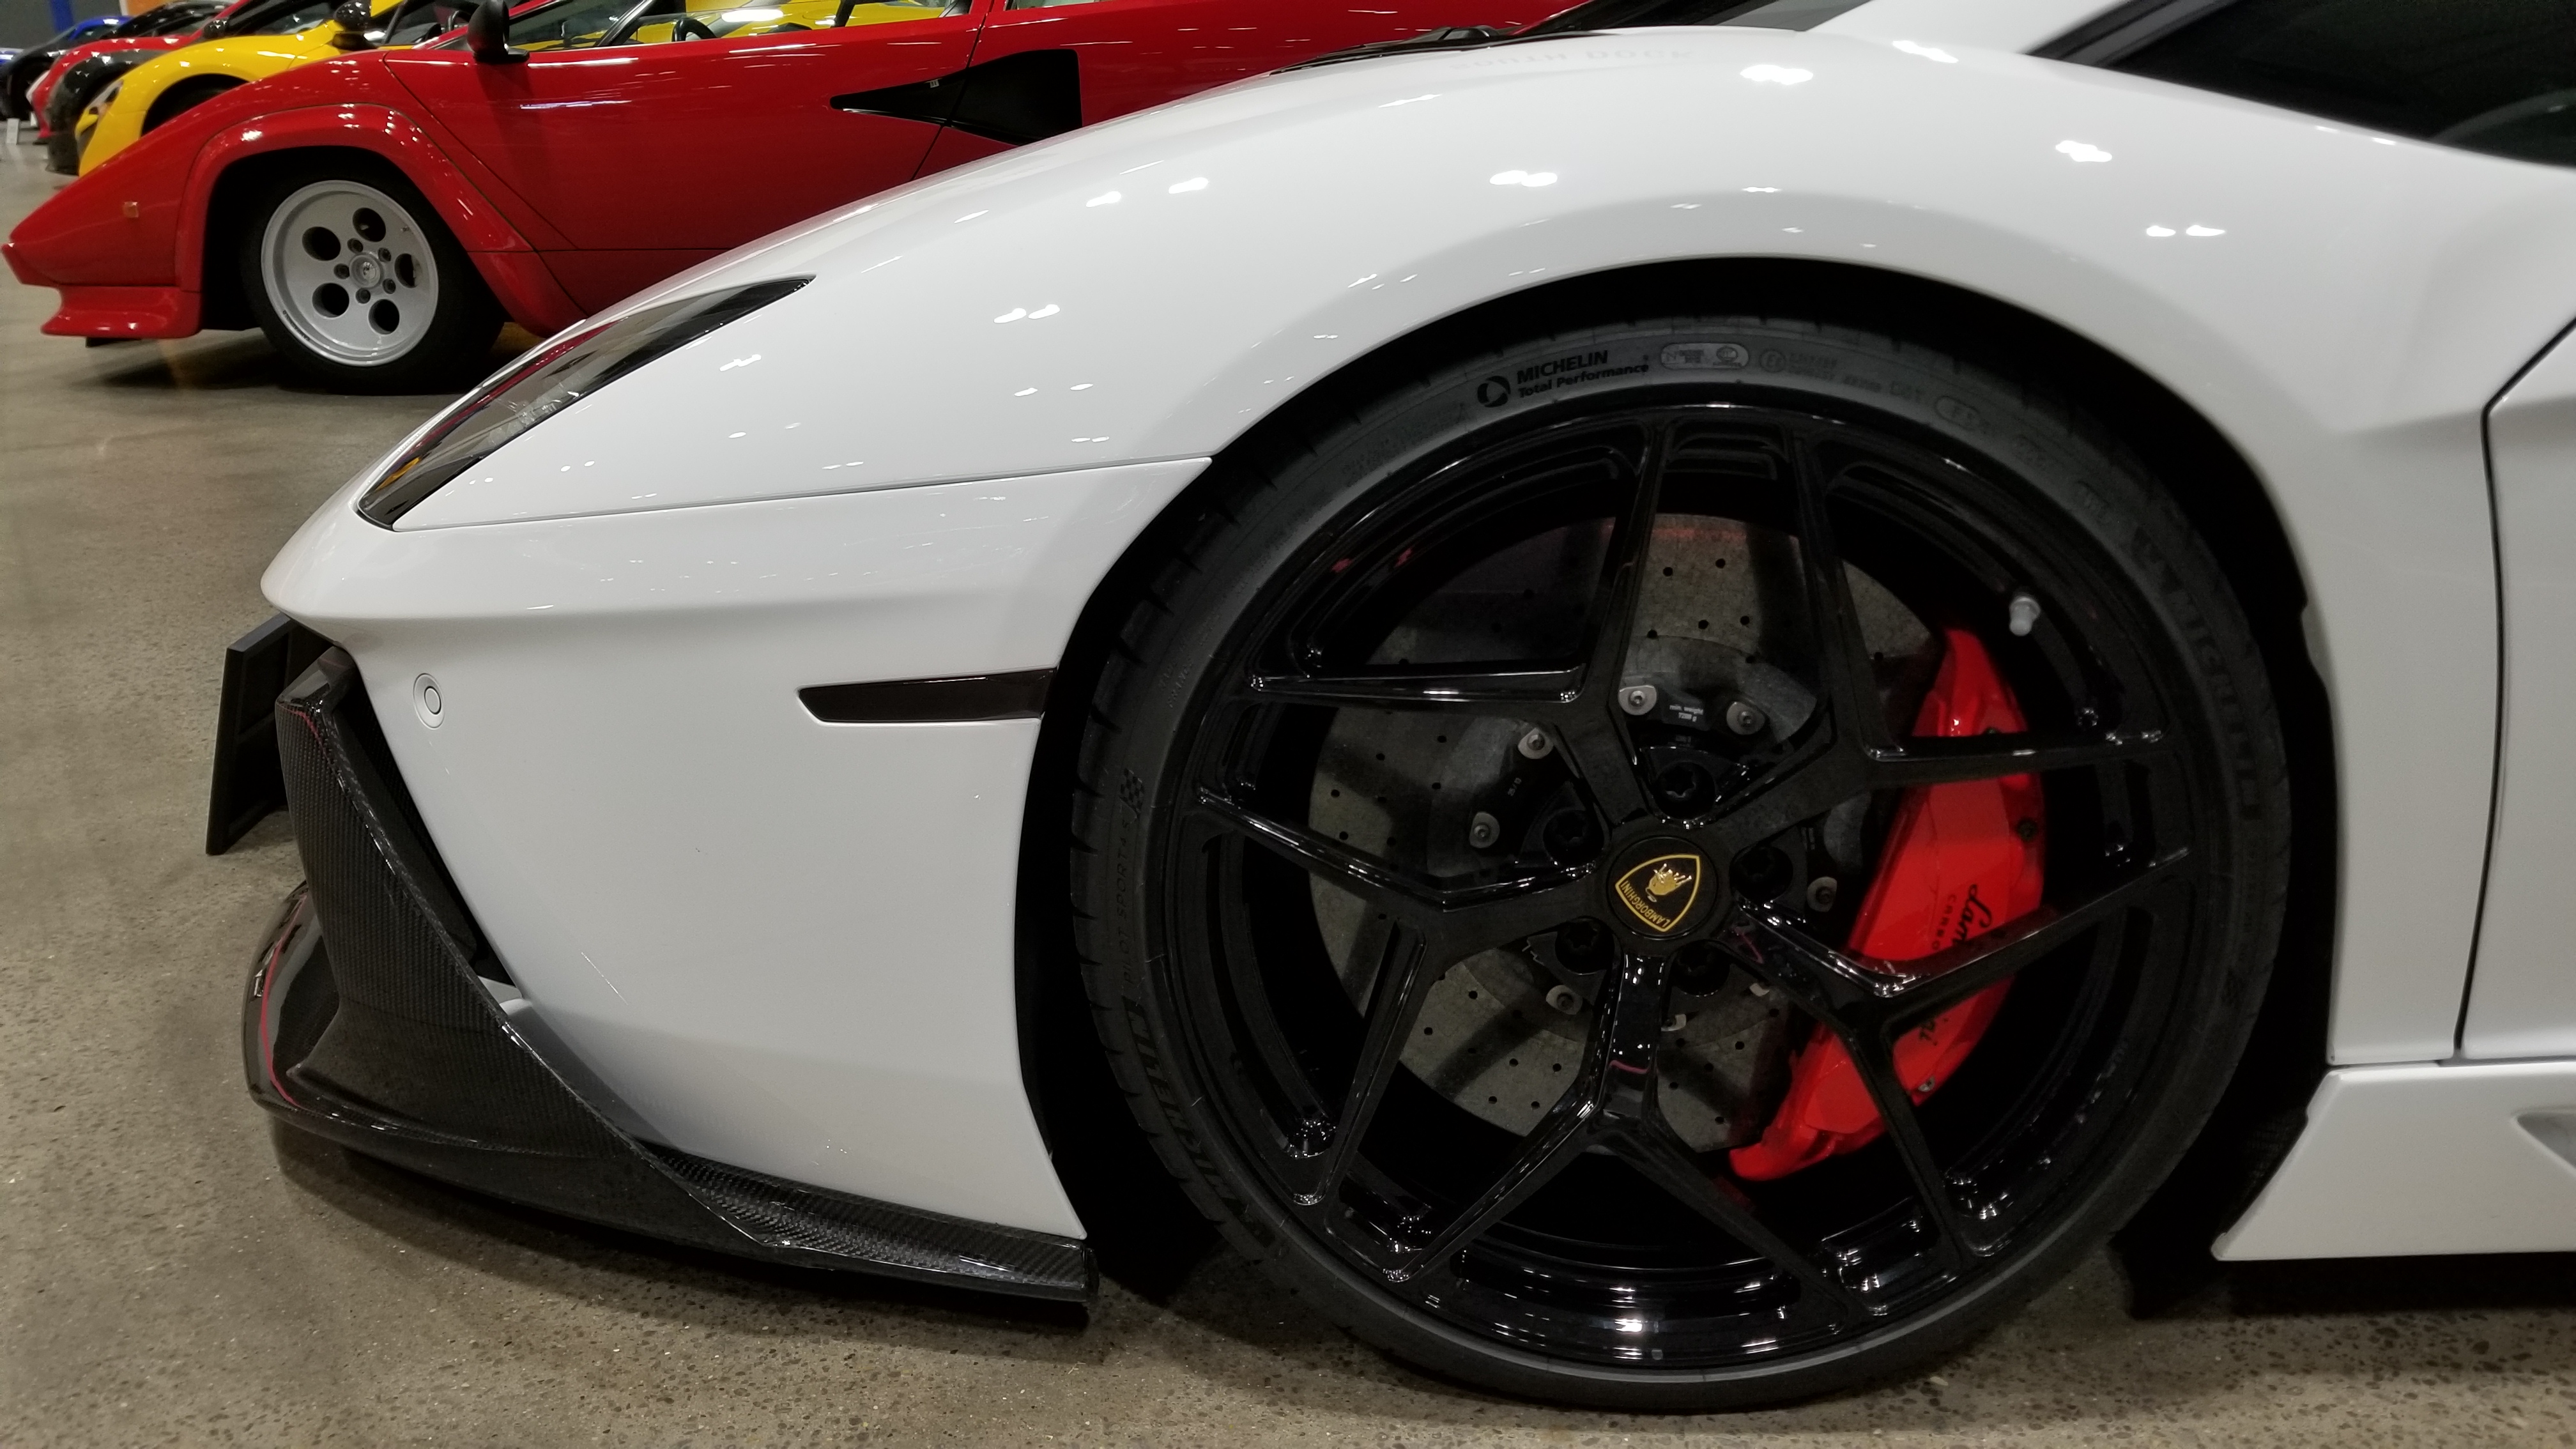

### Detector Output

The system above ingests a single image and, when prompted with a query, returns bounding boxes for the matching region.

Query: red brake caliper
[1729,627,2044,1181]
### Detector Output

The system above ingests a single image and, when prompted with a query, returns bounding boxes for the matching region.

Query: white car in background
[225,0,2576,1408]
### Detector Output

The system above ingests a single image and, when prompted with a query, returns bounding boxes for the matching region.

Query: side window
[2104,0,2576,168]
[503,0,632,47]
[381,0,471,44]
[494,0,954,49]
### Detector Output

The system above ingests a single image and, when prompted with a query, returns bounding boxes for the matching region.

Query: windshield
[448,0,954,50]
[210,0,340,36]
[126,1,227,35]
[2112,0,2576,169]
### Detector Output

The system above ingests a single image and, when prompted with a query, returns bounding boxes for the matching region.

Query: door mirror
[329,0,378,50]
[468,0,526,62]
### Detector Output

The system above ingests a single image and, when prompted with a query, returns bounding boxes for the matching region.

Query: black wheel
[1068,310,2290,1408]
[235,159,502,393]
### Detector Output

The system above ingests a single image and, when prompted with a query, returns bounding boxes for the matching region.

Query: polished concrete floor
[6,143,2576,1449]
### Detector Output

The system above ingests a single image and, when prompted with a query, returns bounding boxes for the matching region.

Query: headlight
[355,275,810,527]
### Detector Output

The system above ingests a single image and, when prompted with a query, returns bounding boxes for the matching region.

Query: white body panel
[2464,326,2576,1059]
[262,17,2576,1246]
[394,29,2576,1066]
[269,459,1209,1235]
[2218,1062,2576,1259]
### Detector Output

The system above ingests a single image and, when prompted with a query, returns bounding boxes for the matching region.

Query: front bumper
[243,645,1093,1301]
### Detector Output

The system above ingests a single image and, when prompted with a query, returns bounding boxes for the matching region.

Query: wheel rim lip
[1151,394,2214,1371]
[259,179,439,367]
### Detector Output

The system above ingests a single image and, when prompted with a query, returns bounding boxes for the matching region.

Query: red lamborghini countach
[3,0,1547,388]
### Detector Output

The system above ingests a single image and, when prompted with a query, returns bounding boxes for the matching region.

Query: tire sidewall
[1073,316,2289,1409]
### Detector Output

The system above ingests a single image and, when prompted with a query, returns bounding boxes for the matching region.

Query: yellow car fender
[77,1,403,175]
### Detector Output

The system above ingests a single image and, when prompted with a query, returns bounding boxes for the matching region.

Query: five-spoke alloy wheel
[1070,309,2291,1407]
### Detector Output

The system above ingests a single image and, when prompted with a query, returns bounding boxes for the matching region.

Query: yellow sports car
[72,0,452,174]
[500,0,949,50]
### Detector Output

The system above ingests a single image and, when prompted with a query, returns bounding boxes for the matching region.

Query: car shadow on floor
[78,328,537,394]
[266,1114,2576,1428]
[266,1121,1094,1332]
[2130,1245,2576,1320]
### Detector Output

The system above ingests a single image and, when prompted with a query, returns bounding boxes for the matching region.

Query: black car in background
[0,1,223,122]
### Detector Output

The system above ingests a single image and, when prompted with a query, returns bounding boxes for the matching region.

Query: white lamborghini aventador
[227,0,2576,1407]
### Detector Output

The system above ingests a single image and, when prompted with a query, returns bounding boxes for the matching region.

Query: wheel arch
[1013,254,2336,1266]
[186,125,533,332]
[141,72,243,134]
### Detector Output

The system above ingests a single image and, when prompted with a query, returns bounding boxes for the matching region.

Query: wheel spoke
[1844,1042,1974,1264]
[1299,920,1434,1206]
[1246,664,1585,713]
[1874,848,2191,1027]
[1712,906,1884,1033]
[1190,790,1445,917]
[1429,871,1597,959]
[1395,948,1673,1277]
[1613,1126,1866,1319]
[1557,425,1674,824]
[1731,847,2191,1033]
[1786,428,1893,758]
[1193,788,1594,955]
[1703,732,1869,855]
[1396,1087,1598,1279]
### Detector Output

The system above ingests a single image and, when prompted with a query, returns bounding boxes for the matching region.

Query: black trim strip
[2031,0,2241,64]
[802,670,1054,723]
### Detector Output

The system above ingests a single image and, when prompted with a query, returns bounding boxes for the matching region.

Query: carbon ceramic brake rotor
[1309,513,1933,1151]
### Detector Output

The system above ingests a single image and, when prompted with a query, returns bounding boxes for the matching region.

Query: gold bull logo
[1613,852,1704,935]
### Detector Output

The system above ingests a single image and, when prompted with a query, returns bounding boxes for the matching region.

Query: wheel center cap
[353,256,382,287]
[1606,837,1724,939]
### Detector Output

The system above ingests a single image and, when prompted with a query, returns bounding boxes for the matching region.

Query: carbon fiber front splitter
[241,645,1093,1302]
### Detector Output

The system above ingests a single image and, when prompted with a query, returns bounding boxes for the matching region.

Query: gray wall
[2,0,126,54]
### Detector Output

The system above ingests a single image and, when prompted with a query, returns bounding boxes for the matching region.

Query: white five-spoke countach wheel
[238,163,501,392]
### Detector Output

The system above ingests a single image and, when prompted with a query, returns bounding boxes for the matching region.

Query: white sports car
[227,0,2576,1408]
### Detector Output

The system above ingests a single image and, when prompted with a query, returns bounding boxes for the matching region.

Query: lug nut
[1618,683,1659,716]
[1545,985,1583,1015]
[1653,760,1717,816]
[1516,727,1553,760]
[1672,940,1727,994]
[1467,811,1501,849]
[1724,700,1766,736]
[1735,844,1793,902]
[1540,808,1603,865]
[1555,919,1613,972]
[1805,875,1839,914]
